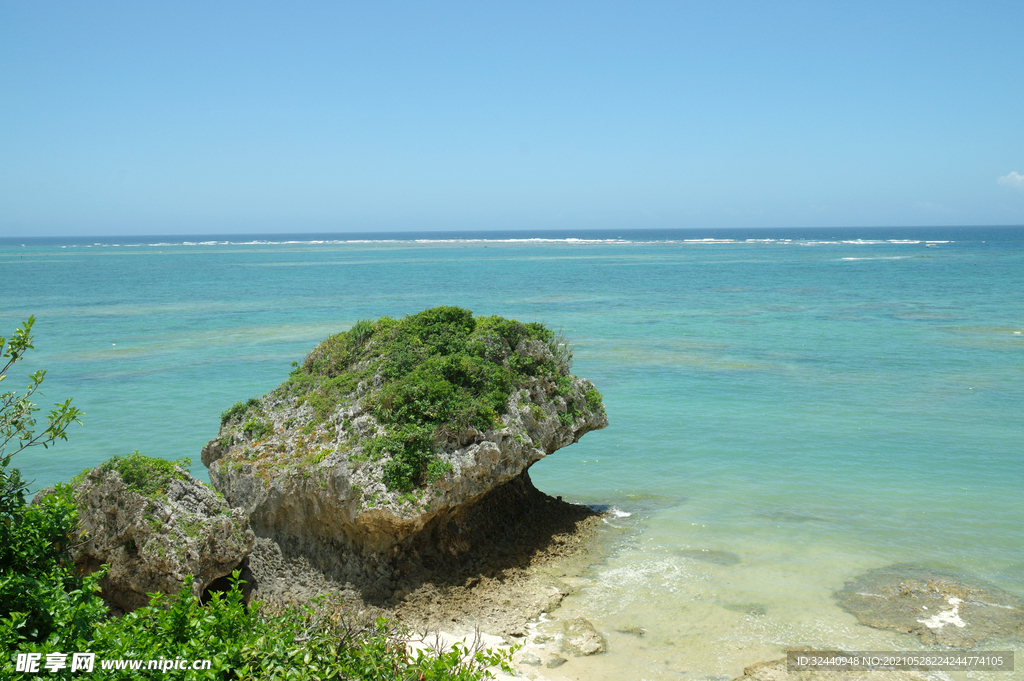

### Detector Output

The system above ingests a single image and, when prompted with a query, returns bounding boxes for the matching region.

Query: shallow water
[3,227,1022,678]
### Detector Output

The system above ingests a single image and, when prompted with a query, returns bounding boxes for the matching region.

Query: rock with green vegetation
[42,452,254,613]
[202,307,607,592]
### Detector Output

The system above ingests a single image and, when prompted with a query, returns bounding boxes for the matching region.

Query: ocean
[2,226,1022,679]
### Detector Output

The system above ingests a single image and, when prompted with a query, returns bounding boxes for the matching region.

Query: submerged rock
[563,617,607,656]
[836,564,1024,647]
[50,454,253,612]
[615,625,646,637]
[203,307,607,596]
[733,658,929,681]
[721,602,767,616]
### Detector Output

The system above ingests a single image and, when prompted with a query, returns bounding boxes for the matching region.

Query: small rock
[546,657,568,668]
[563,617,607,656]
[520,653,542,666]
[721,602,766,617]
[616,625,646,637]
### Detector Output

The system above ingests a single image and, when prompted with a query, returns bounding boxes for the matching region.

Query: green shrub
[0,483,107,653]
[554,375,573,396]
[220,398,261,426]
[370,425,434,492]
[98,451,191,497]
[7,573,513,680]
[348,318,375,345]
[242,418,273,440]
[426,458,453,482]
[585,387,604,411]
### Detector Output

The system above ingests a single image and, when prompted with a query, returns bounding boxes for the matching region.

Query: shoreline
[224,486,1024,681]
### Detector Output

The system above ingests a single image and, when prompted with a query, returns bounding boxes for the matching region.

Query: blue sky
[2,1,1022,236]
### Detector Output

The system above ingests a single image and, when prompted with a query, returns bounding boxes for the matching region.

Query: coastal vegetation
[1,317,91,651]
[1,318,512,679]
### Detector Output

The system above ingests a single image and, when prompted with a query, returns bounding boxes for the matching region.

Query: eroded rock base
[238,472,602,639]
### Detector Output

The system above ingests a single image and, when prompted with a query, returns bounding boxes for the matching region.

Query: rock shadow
[241,469,601,621]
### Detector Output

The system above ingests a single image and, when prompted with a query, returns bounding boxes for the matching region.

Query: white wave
[45,236,961,249]
[413,237,629,244]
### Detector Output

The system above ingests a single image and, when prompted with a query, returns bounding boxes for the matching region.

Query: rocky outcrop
[56,464,253,612]
[836,564,1024,647]
[202,308,607,596]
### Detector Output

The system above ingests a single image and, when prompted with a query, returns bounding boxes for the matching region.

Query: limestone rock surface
[836,564,1024,647]
[58,465,253,612]
[202,310,607,593]
[562,617,607,656]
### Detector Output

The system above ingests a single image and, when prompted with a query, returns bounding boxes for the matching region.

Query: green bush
[242,418,273,440]
[98,451,191,498]
[0,483,106,653]
[8,572,513,680]
[103,574,515,680]
[347,318,375,345]
[425,458,453,482]
[220,398,261,427]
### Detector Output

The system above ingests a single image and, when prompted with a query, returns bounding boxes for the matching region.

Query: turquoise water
[3,227,1022,678]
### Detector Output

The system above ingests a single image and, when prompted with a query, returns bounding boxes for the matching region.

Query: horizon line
[3,224,1023,241]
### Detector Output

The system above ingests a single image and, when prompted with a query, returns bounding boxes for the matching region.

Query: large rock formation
[201,307,607,595]
[49,455,254,612]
